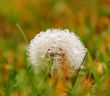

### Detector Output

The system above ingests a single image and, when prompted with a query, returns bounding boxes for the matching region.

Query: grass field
[0,0,110,96]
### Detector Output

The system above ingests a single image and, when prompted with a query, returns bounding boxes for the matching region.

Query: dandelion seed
[27,29,86,76]
[27,29,86,96]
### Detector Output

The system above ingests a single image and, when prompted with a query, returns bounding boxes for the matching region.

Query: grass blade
[87,50,99,85]
[16,23,28,45]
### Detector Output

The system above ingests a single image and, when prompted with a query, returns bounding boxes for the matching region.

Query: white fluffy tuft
[27,29,86,72]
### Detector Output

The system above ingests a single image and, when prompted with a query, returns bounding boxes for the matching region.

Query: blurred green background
[0,0,110,96]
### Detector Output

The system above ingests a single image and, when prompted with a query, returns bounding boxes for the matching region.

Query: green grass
[0,0,110,96]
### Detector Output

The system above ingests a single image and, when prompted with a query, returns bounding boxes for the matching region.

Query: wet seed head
[27,29,86,77]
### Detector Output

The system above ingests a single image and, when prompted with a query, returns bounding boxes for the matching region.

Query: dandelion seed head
[27,29,86,74]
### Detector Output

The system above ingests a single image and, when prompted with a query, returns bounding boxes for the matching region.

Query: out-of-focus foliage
[0,0,110,96]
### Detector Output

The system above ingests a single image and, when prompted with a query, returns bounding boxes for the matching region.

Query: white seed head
[27,29,86,74]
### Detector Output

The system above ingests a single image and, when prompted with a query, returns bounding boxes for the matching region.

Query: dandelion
[27,29,86,96]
